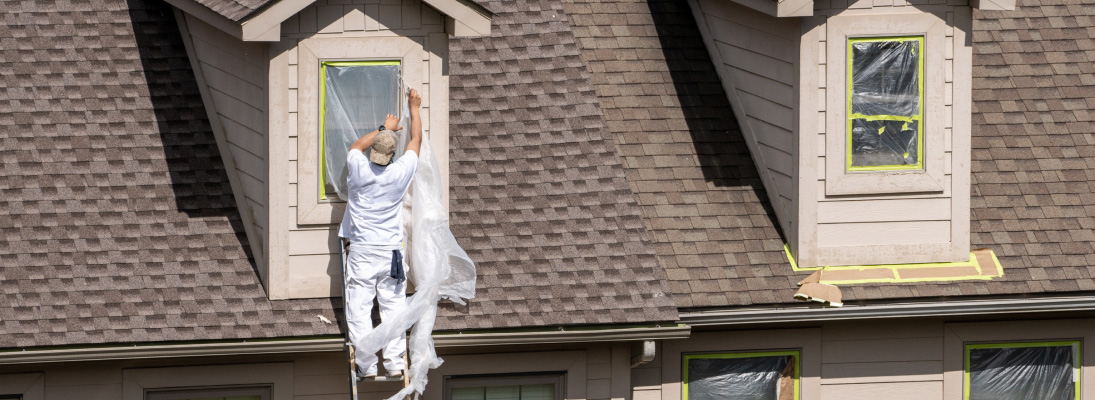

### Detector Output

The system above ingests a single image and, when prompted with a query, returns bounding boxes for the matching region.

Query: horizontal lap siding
[279,0,447,299]
[820,320,945,400]
[691,0,800,246]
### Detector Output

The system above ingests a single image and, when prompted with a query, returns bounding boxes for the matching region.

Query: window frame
[317,59,403,202]
[145,385,272,400]
[845,35,925,172]
[295,36,425,225]
[682,350,801,400]
[444,373,565,400]
[824,12,946,196]
[121,362,293,400]
[963,341,1082,400]
[0,373,42,400]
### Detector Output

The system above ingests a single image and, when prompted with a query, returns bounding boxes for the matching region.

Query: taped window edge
[963,341,1081,400]
[845,36,925,172]
[320,60,405,201]
[683,351,801,400]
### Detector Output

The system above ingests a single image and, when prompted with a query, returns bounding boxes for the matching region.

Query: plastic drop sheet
[687,355,793,400]
[968,345,1078,400]
[849,38,922,169]
[322,63,402,200]
[353,117,477,399]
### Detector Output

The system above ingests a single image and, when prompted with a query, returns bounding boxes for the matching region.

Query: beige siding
[687,0,801,248]
[267,0,450,299]
[805,4,972,266]
[819,320,945,398]
[177,11,271,284]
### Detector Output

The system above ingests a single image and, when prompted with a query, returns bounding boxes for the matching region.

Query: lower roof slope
[0,0,338,348]
[560,0,796,308]
[440,0,679,330]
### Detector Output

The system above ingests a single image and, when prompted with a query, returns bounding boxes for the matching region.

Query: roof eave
[168,0,493,42]
[679,294,1095,326]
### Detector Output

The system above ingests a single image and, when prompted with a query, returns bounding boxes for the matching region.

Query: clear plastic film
[348,99,477,399]
[848,37,922,169]
[322,62,402,200]
[967,344,1079,400]
[687,355,795,400]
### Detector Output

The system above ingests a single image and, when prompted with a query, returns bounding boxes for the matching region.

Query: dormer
[686,0,1012,268]
[165,0,492,299]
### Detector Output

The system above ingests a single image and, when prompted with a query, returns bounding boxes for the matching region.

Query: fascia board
[971,0,1016,10]
[680,295,1095,326]
[425,0,493,36]
[777,0,814,17]
[164,0,244,40]
[728,0,778,16]
[0,326,690,365]
[434,325,691,347]
[239,0,317,41]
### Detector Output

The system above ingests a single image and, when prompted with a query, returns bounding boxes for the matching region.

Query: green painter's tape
[317,60,401,201]
[964,341,1081,400]
[846,36,925,172]
[683,351,800,400]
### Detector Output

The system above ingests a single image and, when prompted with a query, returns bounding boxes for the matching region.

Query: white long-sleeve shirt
[338,149,418,245]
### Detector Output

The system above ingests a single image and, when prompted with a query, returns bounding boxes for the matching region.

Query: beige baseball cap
[369,131,397,165]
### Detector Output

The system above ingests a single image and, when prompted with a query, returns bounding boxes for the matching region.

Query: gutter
[0,325,691,365]
[680,295,1095,326]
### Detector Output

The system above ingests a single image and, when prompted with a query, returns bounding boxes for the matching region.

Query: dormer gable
[686,0,1013,268]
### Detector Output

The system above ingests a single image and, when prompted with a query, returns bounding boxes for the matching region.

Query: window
[145,386,270,400]
[319,60,402,201]
[847,36,924,171]
[965,341,1080,400]
[445,374,563,400]
[683,351,800,400]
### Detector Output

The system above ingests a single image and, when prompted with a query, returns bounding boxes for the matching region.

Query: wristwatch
[378,124,386,132]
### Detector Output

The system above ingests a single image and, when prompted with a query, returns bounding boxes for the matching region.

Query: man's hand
[384,113,403,131]
[409,89,422,110]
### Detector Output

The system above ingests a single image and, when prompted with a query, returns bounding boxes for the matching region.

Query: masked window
[684,351,799,400]
[966,341,1081,400]
[847,36,924,171]
[320,61,402,201]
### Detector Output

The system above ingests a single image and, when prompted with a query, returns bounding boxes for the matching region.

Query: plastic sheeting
[848,38,922,169]
[322,62,402,200]
[687,355,795,400]
[324,62,476,397]
[968,344,1079,400]
[341,101,476,400]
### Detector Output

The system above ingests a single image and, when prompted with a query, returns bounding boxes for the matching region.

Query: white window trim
[825,12,947,195]
[121,362,293,400]
[296,36,425,225]
[943,319,1095,399]
[424,351,587,400]
[661,329,822,400]
[0,373,43,400]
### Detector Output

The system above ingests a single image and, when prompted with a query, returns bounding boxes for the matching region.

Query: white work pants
[345,244,407,374]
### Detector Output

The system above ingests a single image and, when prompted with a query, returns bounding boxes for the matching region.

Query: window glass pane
[321,61,401,200]
[968,344,1079,400]
[519,384,555,400]
[687,355,795,400]
[847,37,923,170]
[451,387,487,400]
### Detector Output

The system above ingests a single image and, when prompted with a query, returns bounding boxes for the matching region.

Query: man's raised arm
[405,89,422,156]
[350,114,402,153]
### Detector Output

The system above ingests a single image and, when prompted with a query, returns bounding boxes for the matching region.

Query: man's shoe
[386,368,404,377]
[356,368,378,381]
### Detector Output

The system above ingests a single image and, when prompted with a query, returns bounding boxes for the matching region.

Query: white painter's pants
[346,244,407,374]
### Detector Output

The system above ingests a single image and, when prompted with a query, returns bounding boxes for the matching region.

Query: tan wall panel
[818,220,951,247]
[821,381,942,400]
[817,198,952,224]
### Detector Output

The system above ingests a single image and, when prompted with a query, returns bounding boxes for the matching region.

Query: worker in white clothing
[339,88,422,379]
